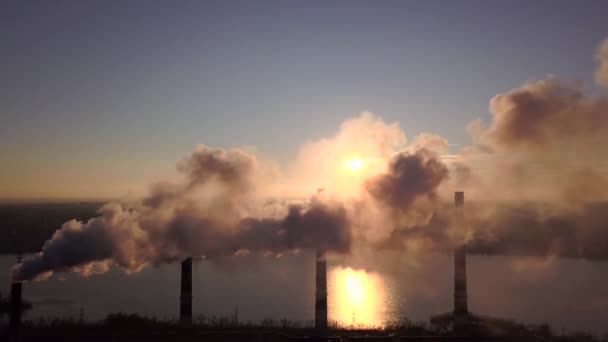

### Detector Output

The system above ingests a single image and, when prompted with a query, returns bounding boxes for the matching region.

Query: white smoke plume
[12,146,353,281]
[13,114,454,281]
[464,77,608,204]
[12,37,608,281]
[443,37,608,259]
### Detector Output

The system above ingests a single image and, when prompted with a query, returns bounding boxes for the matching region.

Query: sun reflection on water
[328,267,392,327]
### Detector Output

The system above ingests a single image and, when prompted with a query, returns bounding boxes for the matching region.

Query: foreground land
[0,313,604,342]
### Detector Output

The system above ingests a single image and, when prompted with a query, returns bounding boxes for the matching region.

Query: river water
[2,252,608,335]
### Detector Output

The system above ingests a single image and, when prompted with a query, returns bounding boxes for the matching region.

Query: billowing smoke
[13,132,453,281]
[376,202,608,261]
[355,149,453,251]
[463,77,608,204]
[12,146,352,281]
[364,150,448,211]
[466,203,608,260]
[343,36,608,259]
[442,37,608,259]
[472,77,608,152]
[12,37,608,280]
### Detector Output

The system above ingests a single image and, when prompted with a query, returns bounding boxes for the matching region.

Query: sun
[345,157,364,171]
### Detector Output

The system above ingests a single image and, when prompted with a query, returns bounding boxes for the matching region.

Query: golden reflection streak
[328,267,387,328]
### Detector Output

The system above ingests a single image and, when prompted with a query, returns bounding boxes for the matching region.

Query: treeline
[1,312,606,341]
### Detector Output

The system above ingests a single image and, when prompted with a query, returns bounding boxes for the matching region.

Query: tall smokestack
[9,281,22,341]
[180,257,193,327]
[315,249,328,331]
[314,188,328,331]
[453,191,469,331]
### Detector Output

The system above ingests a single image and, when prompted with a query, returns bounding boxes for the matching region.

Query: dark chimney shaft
[315,249,328,330]
[180,257,193,327]
[453,191,469,331]
[9,281,22,341]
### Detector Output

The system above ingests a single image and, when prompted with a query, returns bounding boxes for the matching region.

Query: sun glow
[345,157,364,171]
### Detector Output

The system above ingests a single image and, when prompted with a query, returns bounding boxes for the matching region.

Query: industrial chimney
[180,257,193,327]
[453,191,469,331]
[313,188,328,331]
[315,249,328,331]
[9,281,22,341]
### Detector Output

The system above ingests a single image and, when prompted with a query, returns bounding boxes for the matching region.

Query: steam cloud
[466,203,608,260]
[12,146,352,280]
[473,77,608,152]
[428,37,608,258]
[12,36,608,281]
[365,150,448,211]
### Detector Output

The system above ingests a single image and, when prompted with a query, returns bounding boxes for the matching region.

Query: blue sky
[2,0,608,199]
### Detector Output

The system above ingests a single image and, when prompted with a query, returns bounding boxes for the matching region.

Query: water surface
[2,252,608,335]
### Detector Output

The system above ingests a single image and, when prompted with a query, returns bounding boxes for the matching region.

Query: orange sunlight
[329,267,388,328]
[345,157,365,171]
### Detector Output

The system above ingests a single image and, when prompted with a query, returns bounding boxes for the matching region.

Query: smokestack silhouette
[315,248,328,330]
[180,257,192,327]
[453,191,469,331]
[314,188,328,331]
[9,282,22,341]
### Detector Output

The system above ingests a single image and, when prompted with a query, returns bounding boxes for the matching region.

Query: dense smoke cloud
[359,36,608,258]
[466,203,608,260]
[13,134,452,281]
[375,202,608,261]
[364,150,448,211]
[350,149,451,247]
[439,37,608,259]
[12,37,608,281]
[12,146,353,281]
[471,78,608,152]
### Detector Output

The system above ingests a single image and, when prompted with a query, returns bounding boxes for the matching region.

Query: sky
[2,0,608,200]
